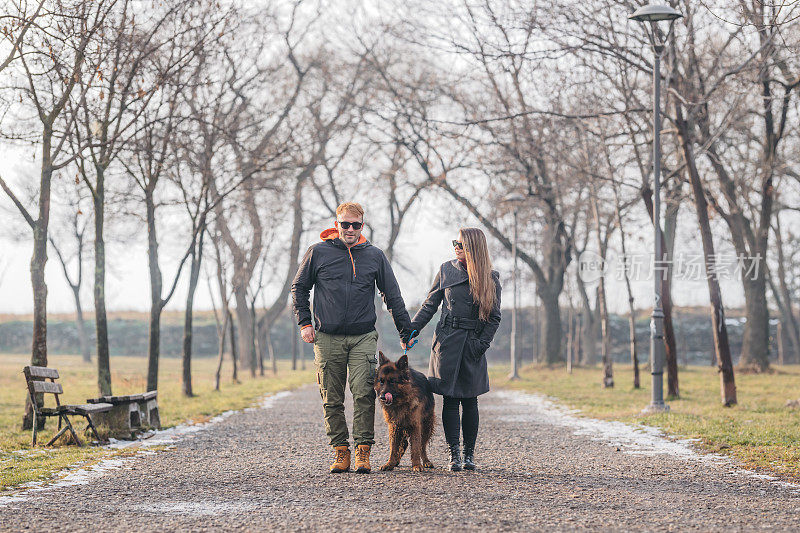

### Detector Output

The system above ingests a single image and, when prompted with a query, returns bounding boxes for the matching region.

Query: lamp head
[629,4,683,50]
[629,4,682,22]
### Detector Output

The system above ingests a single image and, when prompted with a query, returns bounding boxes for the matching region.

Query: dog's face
[375,352,409,406]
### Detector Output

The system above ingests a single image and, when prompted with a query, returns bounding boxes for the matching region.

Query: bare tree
[47,183,92,362]
[612,182,640,388]
[667,1,800,371]
[1,0,116,427]
[769,209,800,363]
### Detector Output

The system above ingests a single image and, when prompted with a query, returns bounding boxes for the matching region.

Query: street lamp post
[629,3,682,414]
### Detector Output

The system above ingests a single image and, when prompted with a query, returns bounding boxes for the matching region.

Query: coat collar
[440,259,469,289]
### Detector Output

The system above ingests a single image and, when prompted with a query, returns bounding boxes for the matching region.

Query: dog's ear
[396,354,408,371]
[378,351,389,366]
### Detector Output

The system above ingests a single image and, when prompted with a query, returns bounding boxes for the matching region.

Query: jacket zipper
[347,247,356,279]
[344,246,355,330]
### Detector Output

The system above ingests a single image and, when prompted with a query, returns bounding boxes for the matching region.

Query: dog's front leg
[381,425,403,471]
[409,421,423,472]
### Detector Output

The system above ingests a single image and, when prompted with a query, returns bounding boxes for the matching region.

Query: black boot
[463,445,476,470]
[448,443,463,472]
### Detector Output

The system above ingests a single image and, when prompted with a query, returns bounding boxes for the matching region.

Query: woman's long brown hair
[459,227,496,321]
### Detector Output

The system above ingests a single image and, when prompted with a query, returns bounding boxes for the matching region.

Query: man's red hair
[336,202,364,219]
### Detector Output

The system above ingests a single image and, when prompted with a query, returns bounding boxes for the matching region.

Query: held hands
[401,329,419,351]
[300,326,315,343]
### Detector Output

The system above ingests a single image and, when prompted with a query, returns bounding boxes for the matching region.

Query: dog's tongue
[384,392,393,403]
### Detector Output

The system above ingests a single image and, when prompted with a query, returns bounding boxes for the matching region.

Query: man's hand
[400,329,419,351]
[301,326,315,343]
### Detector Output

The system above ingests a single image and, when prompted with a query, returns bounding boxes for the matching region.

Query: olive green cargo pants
[313,330,378,447]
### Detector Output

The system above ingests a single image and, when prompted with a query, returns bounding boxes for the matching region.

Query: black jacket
[291,229,412,338]
[411,259,501,398]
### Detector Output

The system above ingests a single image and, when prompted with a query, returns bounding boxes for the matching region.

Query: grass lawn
[491,363,800,479]
[1,353,314,491]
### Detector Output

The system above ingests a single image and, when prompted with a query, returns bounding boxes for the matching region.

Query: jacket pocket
[467,338,490,361]
[316,361,328,402]
[366,353,377,384]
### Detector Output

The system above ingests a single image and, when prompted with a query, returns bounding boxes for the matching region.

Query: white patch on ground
[131,500,256,516]
[495,390,800,495]
[0,391,292,507]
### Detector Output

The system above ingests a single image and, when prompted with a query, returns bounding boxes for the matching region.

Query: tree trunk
[614,188,638,387]
[677,109,736,405]
[250,298,267,377]
[214,310,228,391]
[93,168,112,396]
[591,190,613,388]
[575,314,583,367]
[771,216,800,362]
[576,275,597,365]
[704,145,772,372]
[72,285,91,363]
[532,300,540,363]
[598,275,612,387]
[234,286,256,377]
[255,310,265,377]
[228,309,239,383]
[22,131,53,431]
[267,327,277,374]
[622,245,640,388]
[145,192,162,393]
[617,226,639,389]
[629,308,640,388]
[739,276,770,371]
[539,287,563,364]
[182,229,204,397]
[566,305,573,374]
[663,198,680,397]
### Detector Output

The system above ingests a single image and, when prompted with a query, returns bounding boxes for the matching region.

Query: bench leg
[32,410,38,447]
[47,414,82,447]
[84,414,104,443]
[64,414,82,446]
[46,421,70,446]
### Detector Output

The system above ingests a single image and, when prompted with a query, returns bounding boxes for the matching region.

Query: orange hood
[320,227,366,245]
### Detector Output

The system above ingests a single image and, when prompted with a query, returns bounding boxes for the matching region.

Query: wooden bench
[23,366,113,447]
[87,390,161,436]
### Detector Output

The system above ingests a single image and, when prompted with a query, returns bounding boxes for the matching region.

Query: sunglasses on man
[338,221,363,230]
[452,240,464,250]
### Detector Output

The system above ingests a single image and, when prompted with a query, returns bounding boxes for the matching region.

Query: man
[292,202,413,474]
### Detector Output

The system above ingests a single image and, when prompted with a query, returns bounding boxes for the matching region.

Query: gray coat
[411,260,502,398]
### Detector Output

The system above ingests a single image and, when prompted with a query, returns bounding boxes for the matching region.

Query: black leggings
[442,396,479,449]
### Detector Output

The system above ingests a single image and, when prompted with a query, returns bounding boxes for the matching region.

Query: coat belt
[442,314,480,331]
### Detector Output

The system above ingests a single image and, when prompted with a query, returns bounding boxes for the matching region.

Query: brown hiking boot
[354,444,371,474]
[330,445,351,473]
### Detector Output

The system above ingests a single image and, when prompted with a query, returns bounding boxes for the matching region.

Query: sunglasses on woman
[452,240,464,250]
[339,221,363,230]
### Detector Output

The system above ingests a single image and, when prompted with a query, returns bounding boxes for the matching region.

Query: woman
[410,227,501,471]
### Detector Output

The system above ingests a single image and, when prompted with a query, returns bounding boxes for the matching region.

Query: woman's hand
[468,338,490,361]
[401,328,420,350]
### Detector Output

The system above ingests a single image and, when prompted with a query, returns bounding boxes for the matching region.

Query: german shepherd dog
[375,352,435,472]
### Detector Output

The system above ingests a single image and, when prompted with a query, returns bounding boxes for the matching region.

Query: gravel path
[2,384,800,531]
